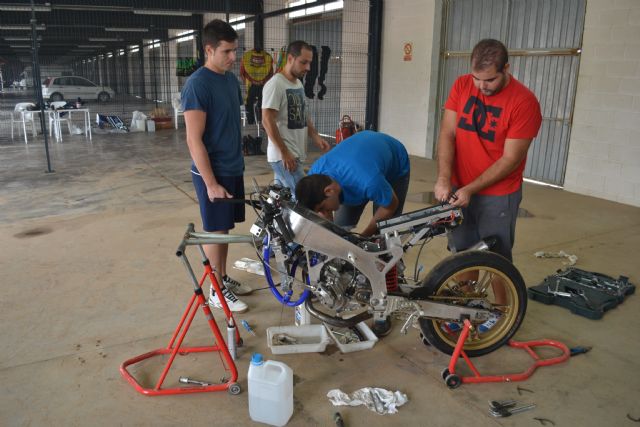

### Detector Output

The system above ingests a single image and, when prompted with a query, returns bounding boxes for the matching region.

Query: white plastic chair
[48,101,72,140]
[10,102,37,144]
[172,94,183,129]
[240,105,247,127]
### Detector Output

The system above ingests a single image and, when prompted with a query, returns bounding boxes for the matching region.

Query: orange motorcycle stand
[442,319,570,389]
[120,241,242,396]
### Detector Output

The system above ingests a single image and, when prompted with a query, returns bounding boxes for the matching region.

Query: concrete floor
[1,129,639,427]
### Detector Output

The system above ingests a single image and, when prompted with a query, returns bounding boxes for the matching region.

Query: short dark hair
[471,39,509,72]
[295,174,333,211]
[202,19,238,50]
[287,40,312,58]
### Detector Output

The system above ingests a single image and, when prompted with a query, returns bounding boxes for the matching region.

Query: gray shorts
[448,187,522,262]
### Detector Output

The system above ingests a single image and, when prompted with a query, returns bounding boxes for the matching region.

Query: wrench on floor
[490,403,536,417]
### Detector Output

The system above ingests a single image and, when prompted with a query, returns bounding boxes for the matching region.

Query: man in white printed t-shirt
[261,40,330,191]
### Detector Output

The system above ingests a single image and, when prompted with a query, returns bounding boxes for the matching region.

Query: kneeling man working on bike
[295,130,410,238]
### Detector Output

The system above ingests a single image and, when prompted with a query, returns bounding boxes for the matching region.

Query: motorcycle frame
[252,191,491,324]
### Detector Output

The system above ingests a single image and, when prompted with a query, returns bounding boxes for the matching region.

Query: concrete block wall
[378,0,437,157]
[564,0,640,207]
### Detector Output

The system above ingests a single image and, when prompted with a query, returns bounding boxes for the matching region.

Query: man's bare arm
[262,108,297,171]
[184,110,231,201]
[307,117,331,152]
[361,191,399,237]
[434,109,457,202]
[452,137,533,207]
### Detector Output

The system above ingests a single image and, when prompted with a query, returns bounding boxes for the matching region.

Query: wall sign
[403,42,413,61]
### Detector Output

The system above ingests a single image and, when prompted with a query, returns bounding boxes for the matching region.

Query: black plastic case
[528,268,635,319]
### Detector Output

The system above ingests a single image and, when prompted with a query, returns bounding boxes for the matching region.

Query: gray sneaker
[223,275,253,295]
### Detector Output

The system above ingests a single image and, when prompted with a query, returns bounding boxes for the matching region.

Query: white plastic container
[248,353,293,426]
[294,302,311,326]
[267,324,331,354]
[146,119,155,132]
[325,322,379,353]
[131,119,145,132]
[233,257,265,276]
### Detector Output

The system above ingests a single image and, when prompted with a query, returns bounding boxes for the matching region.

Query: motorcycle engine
[314,258,369,311]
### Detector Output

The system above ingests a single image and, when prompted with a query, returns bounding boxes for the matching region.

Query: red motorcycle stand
[120,237,242,396]
[442,319,570,389]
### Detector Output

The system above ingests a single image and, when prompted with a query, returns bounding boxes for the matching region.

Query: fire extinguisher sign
[403,42,413,61]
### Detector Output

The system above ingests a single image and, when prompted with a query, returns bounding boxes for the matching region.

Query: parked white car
[42,76,115,102]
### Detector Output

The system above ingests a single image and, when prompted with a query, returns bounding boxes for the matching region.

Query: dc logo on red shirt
[457,96,502,142]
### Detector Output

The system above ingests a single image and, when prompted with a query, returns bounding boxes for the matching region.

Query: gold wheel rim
[431,265,520,351]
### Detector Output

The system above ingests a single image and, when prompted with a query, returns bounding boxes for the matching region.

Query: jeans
[269,159,305,196]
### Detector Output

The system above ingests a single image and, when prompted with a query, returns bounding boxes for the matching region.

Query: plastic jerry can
[294,301,311,326]
[248,353,293,426]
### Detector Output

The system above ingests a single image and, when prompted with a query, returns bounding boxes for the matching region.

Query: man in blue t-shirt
[296,130,411,237]
[181,19,250,313]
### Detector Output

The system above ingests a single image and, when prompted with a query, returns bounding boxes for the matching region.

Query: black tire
[419,332,431,347]
[97,91,110,102]
[50,92,63,102]
[414,251,527,357]
[441,368,450,380]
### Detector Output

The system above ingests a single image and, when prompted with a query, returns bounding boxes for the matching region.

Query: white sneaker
[223,274,253,295]
[209,285,248,313]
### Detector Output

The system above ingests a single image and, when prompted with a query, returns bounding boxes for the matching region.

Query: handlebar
[211,197,263,210]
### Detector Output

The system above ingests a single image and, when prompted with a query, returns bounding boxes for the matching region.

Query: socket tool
[179,377,212,387]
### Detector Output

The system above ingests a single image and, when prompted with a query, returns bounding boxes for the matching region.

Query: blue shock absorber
[262,236,310,306]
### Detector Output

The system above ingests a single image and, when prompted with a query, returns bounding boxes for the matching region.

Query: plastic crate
[325,322,378,353]
[267,325,331,355]
[153,117,173,130]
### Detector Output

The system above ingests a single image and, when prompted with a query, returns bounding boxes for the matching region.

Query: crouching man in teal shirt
[295,130,411,337]
[296,130,410,237]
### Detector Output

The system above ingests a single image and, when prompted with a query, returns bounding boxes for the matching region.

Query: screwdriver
[241,320,256,336]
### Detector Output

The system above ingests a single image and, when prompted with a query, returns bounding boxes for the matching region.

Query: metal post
[30,0,53,173]
[365,0,383,131]
[152,45,158,107]
[138,39,145,98]
[194,15,204,70]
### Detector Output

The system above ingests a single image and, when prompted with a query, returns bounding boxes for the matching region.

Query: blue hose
[262,237,310,306]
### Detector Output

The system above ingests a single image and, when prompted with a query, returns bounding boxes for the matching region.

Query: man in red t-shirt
[434,39,541,332]
[435,38,541,262]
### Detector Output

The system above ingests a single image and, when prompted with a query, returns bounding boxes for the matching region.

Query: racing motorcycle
[248,184,527,356]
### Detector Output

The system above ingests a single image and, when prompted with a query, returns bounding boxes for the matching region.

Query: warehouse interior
[1,1,639,426]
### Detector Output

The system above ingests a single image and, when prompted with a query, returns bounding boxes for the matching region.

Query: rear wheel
[415,251,527,357]
[50,92,63,102]
[97,91,110,102]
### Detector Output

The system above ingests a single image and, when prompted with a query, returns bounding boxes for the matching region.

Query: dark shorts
[191,171,245,232]
[334,172,411,229]
[448,187,522,262]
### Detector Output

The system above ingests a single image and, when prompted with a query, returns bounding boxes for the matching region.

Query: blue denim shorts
[191,170,245,232]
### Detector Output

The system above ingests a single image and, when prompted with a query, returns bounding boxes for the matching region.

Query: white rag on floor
[327,387,408,415]
[534,250,578,266]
